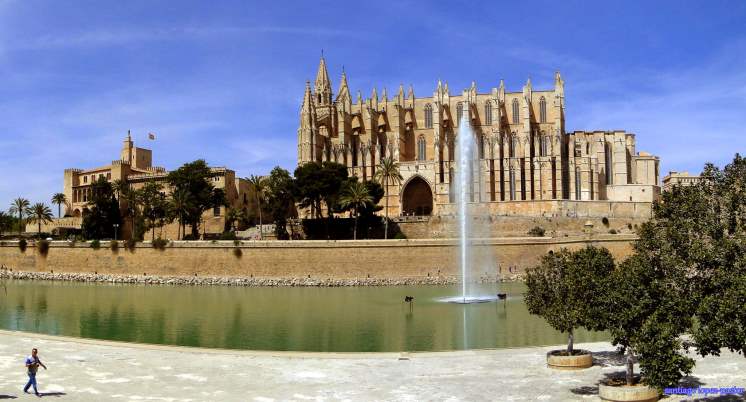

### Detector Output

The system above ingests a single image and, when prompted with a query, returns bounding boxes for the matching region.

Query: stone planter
[546,349,593,370]
[599,381,659,402]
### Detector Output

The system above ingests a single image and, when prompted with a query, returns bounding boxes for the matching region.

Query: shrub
[527,226,545,237]
[627,223,633,230]
[124,239,136,252]
[233,239,240,246]
[601,217,609,226]
[90,239,100,250]
[109,240,119,252]
[393,232,407,240]
[233,247,243,258]
[609,229,618,234]
[37,239,50,257]
[152,238,168,250]
[18,239,27,253]
[525,246,616,355]
[219,231,237,241]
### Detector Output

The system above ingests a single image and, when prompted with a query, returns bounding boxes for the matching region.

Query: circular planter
[599,381,659,402]
[546,349,593,370]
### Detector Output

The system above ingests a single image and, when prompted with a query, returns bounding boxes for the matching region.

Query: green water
[0,280,607,352]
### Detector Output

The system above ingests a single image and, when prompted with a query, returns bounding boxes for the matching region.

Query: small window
[424,104,433,128]
[484,101,493,125]
[107,173,111,180]
[512,99,520,124]
[213,206,221,217]
[456,102,463,123]
[83,176,87,183]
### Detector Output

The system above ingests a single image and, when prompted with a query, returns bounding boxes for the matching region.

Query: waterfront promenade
[0,330,743,401]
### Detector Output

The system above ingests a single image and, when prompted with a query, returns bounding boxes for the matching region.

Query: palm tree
[120,187,142,241]
[339,181,373,240]
[111,179,125,200]
[9,197,30,235]
[51,193,67,218]
[27,203,54,237]
[247,175,266,240]
[170,189,190,240]
[374,157,403,239]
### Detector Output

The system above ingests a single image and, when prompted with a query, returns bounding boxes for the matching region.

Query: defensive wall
[0,235,636,282]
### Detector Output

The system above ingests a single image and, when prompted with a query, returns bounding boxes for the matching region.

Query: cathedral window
[575,167,582,200]
[512,99,520,124]
[456,102,463,123]
[417,135,426,161]
[539,96,547,123]
[605,142,613,184]
[424,104,433,128]
[478,135,484,159]
[510,134,517,158]
[484,101,493,125]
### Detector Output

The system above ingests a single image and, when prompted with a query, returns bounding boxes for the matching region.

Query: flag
[148,132,156,140]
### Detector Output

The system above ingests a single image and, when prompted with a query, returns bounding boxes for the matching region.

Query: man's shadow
[38,393,66,398]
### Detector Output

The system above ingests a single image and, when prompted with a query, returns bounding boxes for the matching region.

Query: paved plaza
[0,330,744,401]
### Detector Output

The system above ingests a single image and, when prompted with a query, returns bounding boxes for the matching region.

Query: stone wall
[0,235,636,281]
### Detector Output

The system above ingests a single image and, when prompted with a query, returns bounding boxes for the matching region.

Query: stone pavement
[0,330,744,401]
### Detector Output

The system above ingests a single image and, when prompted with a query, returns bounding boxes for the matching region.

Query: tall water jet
[456,111,475,301]
[440,106,498,305]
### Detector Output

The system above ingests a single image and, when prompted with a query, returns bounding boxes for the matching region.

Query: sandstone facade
[297,57,662,217]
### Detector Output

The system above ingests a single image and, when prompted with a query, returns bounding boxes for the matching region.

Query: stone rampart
[0,236,636,283]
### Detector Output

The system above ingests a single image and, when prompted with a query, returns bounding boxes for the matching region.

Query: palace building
[49,132,255,238]
[297,57,661,218]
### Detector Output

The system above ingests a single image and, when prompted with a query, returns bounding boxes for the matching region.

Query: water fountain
[442,110,499,304]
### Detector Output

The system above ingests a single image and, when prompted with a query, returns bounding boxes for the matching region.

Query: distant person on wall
[24,348,47,396]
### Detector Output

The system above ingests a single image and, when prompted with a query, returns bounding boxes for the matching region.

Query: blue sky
[1,0,745,210]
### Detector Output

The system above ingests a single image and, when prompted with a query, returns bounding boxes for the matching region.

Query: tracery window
[484,101,493,125]
[456,102,463,123]
[512,99,520,124]
[417,135,426,161]
[424,104,433,128]
[539,96,547,123]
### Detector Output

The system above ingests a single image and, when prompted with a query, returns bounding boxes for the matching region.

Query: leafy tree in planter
[606,252,694,389]
[525,246,615,355]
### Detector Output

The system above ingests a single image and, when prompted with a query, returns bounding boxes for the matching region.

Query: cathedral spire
[314,54,332,105]
[336,70,350,106]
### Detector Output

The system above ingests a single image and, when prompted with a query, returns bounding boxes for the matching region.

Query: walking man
[24,348,47,396]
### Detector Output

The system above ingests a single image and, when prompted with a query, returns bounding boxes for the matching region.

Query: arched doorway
[401,176,433,216]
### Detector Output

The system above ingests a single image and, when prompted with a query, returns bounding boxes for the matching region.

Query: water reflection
[0,280,607,352]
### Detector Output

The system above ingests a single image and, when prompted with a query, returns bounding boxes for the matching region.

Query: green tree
[27,203,54,237]
[293,162,325,219]
[338,180,373,240]
[374,157,403,239]
[9,197,30,235]
[688,154,746,357]
[247,175,266,239]
[51,193,67,218]
[0,211,13,235]
[81,177,121,240]
[167,160,224,239]
[265,167,296,240]
[525,246,615,355]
